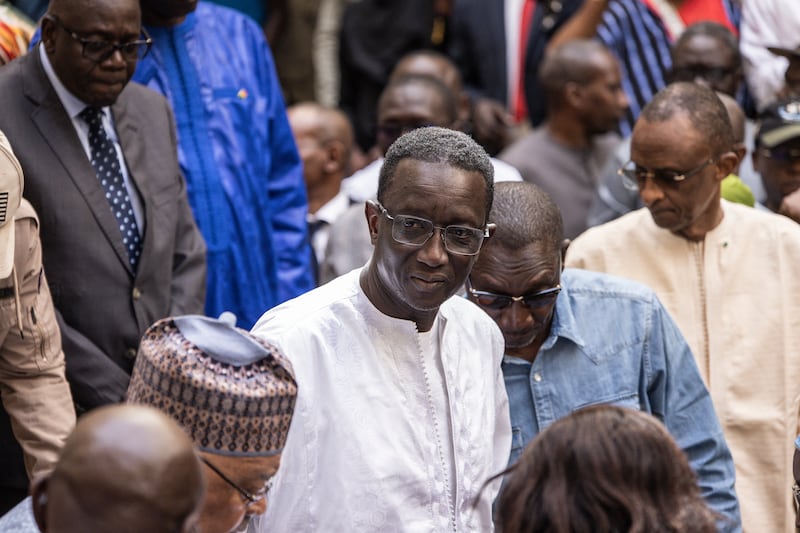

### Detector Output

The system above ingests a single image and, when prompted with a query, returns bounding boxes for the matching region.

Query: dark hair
[639,82,734,157]
[496,405,719,533]
[539,39,615,102]
[377,126,494,216]
[672,22,742,70]
[487,181,563,251]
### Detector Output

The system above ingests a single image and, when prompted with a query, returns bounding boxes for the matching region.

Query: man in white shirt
[251,126,511,532]
[288,102,354,284]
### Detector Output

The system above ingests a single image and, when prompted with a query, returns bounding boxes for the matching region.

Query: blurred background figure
[740,0,800,110]
[0,3,34,65]
[288,102,354,284]
[765,44,800,102]
[0,404,204,533]
[448,0,585,155]
[752,98,800,224]
[338,0,451,159]
[135,0,313,329]
[549,0,742,135]
[498,39,628,239]
[496,405,719,533]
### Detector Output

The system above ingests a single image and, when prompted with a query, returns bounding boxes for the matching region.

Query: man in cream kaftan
[566,82,800,532]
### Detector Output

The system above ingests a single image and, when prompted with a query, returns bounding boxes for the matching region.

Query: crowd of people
[0,0,799,532]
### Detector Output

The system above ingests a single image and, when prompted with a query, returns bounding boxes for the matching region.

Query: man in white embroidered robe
[251,127,511,531]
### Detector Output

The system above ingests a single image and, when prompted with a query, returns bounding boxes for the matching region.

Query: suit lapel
[24,50,134,274]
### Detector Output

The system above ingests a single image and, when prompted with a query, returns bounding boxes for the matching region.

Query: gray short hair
[378,127,494,216]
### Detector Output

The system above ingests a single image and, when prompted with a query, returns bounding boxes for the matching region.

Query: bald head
[294,104,353,149]
[288,102,353,209]
[716,92,745,144]
[539,40,616,103]
[32,405,204,533]
[640,82,734,157]
[391,50,464,96]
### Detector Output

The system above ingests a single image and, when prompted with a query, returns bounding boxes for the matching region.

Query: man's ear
[365,200,381,245]
[560,239,570,270]
[715,151,739,182]
[323,140,347,175]
[40,17,57,54]
[564,81,583,109]
[31,475,50,532]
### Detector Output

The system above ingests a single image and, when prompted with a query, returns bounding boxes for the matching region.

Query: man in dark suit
[0,0,207,412]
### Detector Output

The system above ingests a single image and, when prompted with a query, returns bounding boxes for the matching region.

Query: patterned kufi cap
[126,315,298,457]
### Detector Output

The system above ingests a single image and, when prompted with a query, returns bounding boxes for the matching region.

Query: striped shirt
[597,0,741,135]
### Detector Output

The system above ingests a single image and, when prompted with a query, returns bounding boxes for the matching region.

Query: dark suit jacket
[448,0,583,127]
[0,47,207,410]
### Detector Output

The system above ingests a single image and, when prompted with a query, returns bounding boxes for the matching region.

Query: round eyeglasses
[372,201,492,256]
[618,159,716,191]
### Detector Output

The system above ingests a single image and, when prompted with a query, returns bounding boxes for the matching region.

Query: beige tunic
[567,201,800,533]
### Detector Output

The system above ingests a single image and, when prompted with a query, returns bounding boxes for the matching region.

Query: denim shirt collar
[538,281,588,354]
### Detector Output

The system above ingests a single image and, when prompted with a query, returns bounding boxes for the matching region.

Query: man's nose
[639,175,665,206]
[502,300,534,328]
[417,229,448,266]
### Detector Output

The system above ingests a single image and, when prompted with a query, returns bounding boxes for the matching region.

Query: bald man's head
[289,102,353,209]
[32,405,204,533]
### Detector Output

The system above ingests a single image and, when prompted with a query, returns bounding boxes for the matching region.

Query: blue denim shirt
[503,269,742,532]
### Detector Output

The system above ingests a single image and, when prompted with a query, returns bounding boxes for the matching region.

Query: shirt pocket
[572,391,641,412]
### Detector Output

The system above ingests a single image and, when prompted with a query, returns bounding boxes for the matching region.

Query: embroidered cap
[126,315,298,457]
[0,131,22,279]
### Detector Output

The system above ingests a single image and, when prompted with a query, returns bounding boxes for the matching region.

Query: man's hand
[778,188,800,224]
[471,98,514,155]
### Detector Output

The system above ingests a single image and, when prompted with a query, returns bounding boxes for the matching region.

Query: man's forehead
[632,114,702,149]
[675,34,732,60]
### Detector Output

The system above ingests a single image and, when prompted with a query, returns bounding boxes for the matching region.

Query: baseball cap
[756,99,800,148]
[0,131,23,279]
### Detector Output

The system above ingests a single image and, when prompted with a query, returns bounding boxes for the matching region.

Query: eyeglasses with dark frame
[465,277,562,311]
[200,456,272,506]
[371,201,492,256]
[618,158,716,191]
[45,14,152,63]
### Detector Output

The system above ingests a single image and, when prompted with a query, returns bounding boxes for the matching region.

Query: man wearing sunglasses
[567,82,800,533]
[251,127,510,531]
[468,181,741,530]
